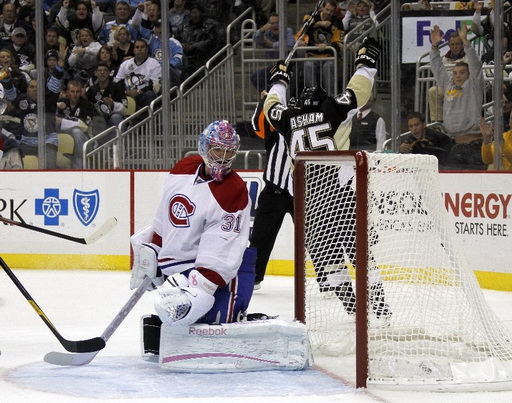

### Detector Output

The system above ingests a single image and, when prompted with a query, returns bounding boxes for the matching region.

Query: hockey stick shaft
[284,0,324,66]
[44,276,152,366]
[0,216,117,245]
[0,257,106,353]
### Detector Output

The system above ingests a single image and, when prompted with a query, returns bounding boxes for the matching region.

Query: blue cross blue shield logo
[73,189,100,226]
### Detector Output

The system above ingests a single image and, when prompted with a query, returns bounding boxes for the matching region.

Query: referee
[249,92,295,290]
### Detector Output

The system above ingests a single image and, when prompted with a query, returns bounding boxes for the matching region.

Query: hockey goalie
[130,120,311,372]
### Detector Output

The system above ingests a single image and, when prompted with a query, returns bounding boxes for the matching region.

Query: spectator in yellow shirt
[480,115,512,170]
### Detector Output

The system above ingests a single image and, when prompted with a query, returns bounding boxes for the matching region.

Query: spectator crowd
[0,0,511,171]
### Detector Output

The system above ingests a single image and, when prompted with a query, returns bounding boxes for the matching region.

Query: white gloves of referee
[154,269,217,326]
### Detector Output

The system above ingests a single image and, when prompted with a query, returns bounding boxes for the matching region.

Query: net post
[294,156,306,323]
[354,151,369,389]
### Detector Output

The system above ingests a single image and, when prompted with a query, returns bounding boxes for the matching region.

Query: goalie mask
[198,120,240,181]
[300,86,327,109]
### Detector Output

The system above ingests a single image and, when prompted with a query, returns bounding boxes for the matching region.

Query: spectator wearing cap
[0,2,30,50]
[98,0,139,46]
[6,27,36,79]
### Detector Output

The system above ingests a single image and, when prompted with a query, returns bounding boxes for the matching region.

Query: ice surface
[1,269,512,402]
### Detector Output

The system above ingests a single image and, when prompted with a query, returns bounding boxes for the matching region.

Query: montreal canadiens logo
[217,121,235,141]
[168,194,196,227]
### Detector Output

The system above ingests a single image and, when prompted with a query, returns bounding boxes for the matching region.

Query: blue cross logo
[35,189,69,226]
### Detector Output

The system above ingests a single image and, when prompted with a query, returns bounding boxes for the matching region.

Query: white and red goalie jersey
[151,155,250,286]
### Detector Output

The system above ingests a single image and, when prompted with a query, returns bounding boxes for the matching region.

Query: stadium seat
[56,133,75,169]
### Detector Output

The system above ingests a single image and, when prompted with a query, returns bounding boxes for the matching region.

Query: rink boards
[0,170,510,290]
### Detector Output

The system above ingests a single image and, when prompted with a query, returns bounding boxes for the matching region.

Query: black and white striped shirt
[252,97,293,195]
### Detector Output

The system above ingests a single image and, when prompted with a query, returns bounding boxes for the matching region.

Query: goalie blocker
[141,314,312,372]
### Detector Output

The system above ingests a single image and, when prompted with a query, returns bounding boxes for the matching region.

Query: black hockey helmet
[300,86,327,108]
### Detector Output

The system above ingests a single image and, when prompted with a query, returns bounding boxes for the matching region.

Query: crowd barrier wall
[0,170,510,291]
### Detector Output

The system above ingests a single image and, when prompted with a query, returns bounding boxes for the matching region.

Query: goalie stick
[44,276,152,366]
[0,257,106,353]
[0,216,117,245]
[284,0,324,66]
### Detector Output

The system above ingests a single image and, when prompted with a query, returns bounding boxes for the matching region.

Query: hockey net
[293,151,512,390]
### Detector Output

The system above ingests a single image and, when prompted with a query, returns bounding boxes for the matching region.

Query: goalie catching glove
[269,60,291,87]
[354,37,380,69]
[154,269,217,326]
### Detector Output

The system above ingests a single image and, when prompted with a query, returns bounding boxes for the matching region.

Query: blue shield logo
[73,189,100,226]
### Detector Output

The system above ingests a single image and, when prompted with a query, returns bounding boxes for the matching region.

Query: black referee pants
[249,185,294,283]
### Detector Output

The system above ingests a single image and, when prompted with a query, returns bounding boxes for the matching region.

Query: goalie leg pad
[157,319,312,372]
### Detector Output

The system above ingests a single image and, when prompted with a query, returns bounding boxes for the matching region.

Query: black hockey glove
[269,60,291,87]
[354,37,380,69]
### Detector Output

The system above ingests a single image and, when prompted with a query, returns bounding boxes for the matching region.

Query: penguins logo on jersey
[168,194,196,227]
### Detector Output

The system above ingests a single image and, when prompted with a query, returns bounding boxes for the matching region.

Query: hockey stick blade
[0,257,106,353]
[0,215,117,245]
[83,217,118,244]
[44,276,152,366]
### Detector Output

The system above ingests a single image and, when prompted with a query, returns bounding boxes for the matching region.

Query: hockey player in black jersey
[263,37,390,318]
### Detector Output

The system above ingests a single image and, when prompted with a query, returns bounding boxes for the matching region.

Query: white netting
[298,152,512,388]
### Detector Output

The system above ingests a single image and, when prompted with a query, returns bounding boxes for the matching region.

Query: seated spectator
[95,44,118,78]
[55,80,95,169]
[141,20,183,88]
[399,111,453,164]
[98,0,139,46]
[132,0,161,32]
[428,31,469,122]
[480,115,512,171]
[6,27,36,79]
[198,0,231,51]
[44,43,71,90]
[86,62,127,136]
[0,131,23,169]
[250,12,295,93]
[111,26,135,68]
[67,27,102,82]
[56,0,105,46]
[0,2,30,50]
[114,38,161,110]
[44,26,63,54]
[349,96,387,151]
[342,0,378,40]
[169,0,190,35]
[1,75,63,169]
[17,0,37,30]
[0,49,29,96]
[295,0,344,96]
[174,3,216,81]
